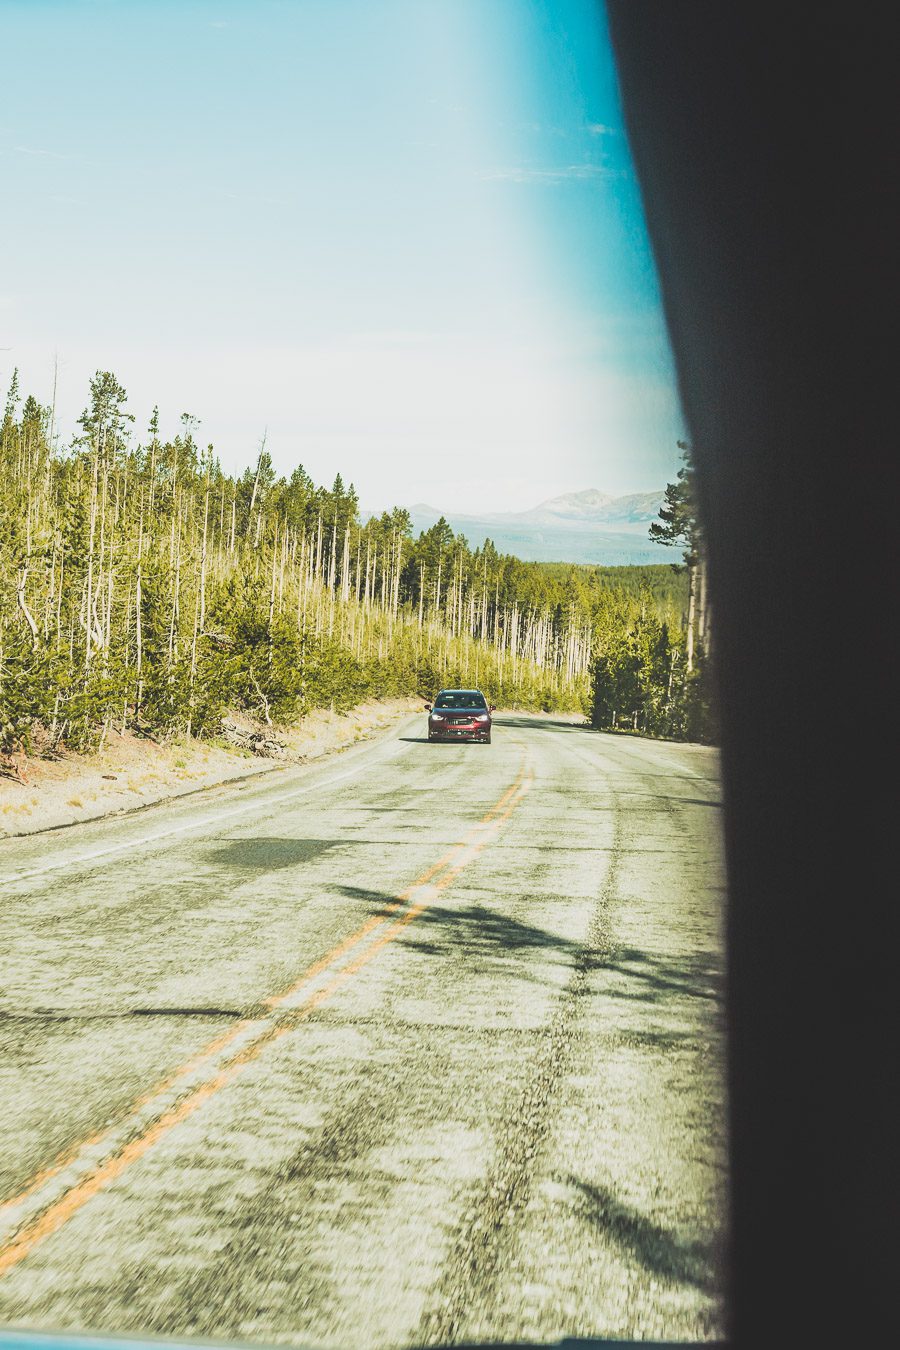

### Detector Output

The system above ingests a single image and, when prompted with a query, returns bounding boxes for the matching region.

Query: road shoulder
[0,699,420,840]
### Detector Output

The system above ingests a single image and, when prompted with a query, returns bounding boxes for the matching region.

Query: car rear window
[435,693,487,709]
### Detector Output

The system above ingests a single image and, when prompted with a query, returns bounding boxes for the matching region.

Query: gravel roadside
[0,699,422,839]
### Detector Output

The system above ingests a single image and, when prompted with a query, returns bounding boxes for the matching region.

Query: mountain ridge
[365,488,671,566]
[391,488,664,529]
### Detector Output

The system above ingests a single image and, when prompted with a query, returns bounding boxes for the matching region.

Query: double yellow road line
[0,755,533,1277]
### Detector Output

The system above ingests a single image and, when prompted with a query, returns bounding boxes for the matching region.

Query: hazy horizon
[362,482,663,517]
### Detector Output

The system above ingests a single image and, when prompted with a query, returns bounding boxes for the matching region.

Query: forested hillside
[0,371,707,755]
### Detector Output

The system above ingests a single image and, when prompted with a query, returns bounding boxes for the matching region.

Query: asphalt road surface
[0,714,727,1347]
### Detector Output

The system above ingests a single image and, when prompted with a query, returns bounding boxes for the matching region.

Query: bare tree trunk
[327,520,337,594]
[278,525,288,612]
[135,492,144,717]
[15,568,39,648]
[246,433,266,536]
[392,532,403,618]
[84,436,100,675]
[268,517,279,639]
[341,525,351,603]
[199,474,210,634]
[168,499,181,666]
[698,554,711,657]
[55,546,64,650]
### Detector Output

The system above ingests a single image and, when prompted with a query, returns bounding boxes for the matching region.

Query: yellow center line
[0,755,533,1277]
[1,759,528,1225]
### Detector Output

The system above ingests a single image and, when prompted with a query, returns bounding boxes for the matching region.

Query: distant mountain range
[493,488,666,530]
[365,489,673,566]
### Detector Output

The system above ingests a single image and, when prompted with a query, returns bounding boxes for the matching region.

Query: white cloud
[478,164,621,184]
[15,145,75,160]
[586,122,616,136]
[14,145,99,168]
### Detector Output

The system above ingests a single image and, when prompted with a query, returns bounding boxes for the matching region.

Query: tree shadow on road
[335,884,724,1006]
[612,792,723,809]
[589,945,724,1004]
[491,715,588,733]
[564,1175,723,1294]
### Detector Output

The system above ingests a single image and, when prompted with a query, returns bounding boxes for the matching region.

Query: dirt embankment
[0,699,421,839]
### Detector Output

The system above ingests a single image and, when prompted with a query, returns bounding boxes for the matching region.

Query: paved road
[0,714,727,1346]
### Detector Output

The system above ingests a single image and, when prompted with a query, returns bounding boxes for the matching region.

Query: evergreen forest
[0,371,714,758]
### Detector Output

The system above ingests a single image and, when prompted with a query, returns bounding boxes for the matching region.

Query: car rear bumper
[428,727,491,741]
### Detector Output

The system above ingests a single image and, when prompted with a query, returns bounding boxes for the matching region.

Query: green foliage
[588,446,718,743]
[0,623,61,751]
[0,370,713,756]
[648,440,702,566]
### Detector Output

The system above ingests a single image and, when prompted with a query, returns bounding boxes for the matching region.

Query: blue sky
[0,0,685,511]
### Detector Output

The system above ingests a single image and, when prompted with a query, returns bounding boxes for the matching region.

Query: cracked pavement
[0,714,727,1346]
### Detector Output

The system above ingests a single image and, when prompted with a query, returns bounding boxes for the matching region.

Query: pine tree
[2,371,714,759]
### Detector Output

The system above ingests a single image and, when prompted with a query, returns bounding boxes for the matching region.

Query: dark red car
[424,689,494,743]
